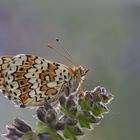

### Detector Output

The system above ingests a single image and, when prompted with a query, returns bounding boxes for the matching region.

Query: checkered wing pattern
[0,54,70,107]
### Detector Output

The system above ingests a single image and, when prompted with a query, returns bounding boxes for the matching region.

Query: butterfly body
[0,54,88,107]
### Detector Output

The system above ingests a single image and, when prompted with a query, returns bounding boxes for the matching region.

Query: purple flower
[36,107,46,122]
[38,134,56,140]
[2,126,23,140]
[13,118,32,133]
[3,86,113,140]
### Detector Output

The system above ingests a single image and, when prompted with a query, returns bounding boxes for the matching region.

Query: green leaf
[36,121,64,140]
[91,103,109,116]
[91,103,103,116]
[72,126,84,136]
[63,125,78,140]
[76,112,90,128]
[99,103,109,113]
[79,98,91,111]
[101,93,114,104]
[93,92,102,102]
[60,106,73,118]
[21,131,38,140]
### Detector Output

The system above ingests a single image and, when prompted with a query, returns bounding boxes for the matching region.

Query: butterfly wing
[2,54,70,107]
[0,56,13,93]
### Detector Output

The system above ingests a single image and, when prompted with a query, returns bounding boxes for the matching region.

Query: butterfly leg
[79,83,84,96]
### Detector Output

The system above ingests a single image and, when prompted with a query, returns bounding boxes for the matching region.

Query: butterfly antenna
[55,38,74,61]
[48,44,76,65]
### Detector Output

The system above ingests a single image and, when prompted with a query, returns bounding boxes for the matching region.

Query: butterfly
[0,53,89,108]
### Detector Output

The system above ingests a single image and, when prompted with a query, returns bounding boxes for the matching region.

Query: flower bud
[59,96,66,106]
[13,118,32,133]
[38,134,56,140]
[45,109,57,125]
[66,95,75,109]
[2,126,23,140]
[54,121,65,130]
[44,100,53,111]
[36,107,46,122]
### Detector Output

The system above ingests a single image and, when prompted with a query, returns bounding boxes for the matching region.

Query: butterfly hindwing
[2,54,70,107]
[0,56,13,93]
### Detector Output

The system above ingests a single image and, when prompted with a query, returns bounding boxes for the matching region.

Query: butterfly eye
[79,67,84,76]
[84,68,89,75]
[79,67,89,77]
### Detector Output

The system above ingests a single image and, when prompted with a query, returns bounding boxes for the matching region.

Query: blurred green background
[0,0,139,140]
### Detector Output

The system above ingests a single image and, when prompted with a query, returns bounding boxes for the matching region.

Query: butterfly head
[69,66,89,80]
[79,66,89,76]
[68,66,89,93]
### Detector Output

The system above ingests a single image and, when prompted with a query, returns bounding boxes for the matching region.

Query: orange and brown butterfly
[0,41,89,108]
